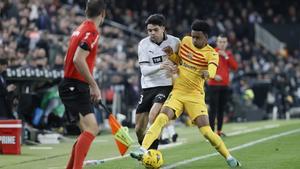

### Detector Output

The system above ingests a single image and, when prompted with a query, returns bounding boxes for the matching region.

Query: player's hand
[214,75,222,81]
[200,70,209,80]
[90,84,102,103]
[218,50,229,59]
[161,60,177,72]
[162,46,174,56]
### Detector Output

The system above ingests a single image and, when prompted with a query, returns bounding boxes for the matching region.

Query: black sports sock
[148,139,159,150]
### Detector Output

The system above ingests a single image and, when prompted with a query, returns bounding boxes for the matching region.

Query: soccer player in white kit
[134,14,179,150]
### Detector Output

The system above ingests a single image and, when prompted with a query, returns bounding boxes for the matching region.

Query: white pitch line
[227,124,280,136]
[49,123,281,168]
[29,147,53,150]
[93,139,108,143]
[162,128,300,169]
[82,123,278,165]
[84,140,186,164]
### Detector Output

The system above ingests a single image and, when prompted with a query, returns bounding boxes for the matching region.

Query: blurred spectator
[0,58,16,119]
[1,0,299,125]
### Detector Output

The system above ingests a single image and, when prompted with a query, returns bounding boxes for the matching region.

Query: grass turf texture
[0,120,299,169]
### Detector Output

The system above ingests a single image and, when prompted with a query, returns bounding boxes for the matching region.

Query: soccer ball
[142,149,164,169]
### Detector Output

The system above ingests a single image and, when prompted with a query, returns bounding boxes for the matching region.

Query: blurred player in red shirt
[58,0,106,168]
[208,34,238,137]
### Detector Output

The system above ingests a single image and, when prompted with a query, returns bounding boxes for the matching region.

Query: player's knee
[148,114,156,124]
[86,124,100,136]
[135,125,145,137]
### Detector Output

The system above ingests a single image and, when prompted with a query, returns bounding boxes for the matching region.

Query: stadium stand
[0,0,299,138]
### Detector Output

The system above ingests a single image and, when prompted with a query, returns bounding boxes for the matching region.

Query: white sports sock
[161,127,169,140]
[167,124,176,137]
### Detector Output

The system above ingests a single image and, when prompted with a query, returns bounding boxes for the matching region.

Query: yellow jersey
[170,36,219,94]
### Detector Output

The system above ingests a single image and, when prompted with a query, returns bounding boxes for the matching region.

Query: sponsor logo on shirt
[152,56,163,64]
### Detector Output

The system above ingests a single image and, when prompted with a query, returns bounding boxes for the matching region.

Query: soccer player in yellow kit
[130,20,241,167]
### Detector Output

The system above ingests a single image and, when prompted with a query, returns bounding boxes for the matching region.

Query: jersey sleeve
[168,39,182,65]
[207,51,219,78]
[208,50,219,67]
[138,41,150,63]
[79,31,99,51]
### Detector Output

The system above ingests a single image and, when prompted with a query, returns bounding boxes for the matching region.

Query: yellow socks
[199,126,230,158]
[142,113,169,149]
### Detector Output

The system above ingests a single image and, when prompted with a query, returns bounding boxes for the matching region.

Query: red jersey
[64,20,99,82]
[208,48,238,86]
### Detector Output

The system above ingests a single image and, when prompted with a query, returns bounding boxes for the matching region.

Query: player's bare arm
[73,47,101,103]
[160,60,177,73]
[162,46,179,74]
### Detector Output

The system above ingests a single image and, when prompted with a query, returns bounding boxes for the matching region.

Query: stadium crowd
[0,0,299,132]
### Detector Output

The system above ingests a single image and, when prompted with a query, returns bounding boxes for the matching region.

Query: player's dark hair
[191,20,210,36]
[145,14,166,27]
[85,0,106,18]
[217,33,227,38]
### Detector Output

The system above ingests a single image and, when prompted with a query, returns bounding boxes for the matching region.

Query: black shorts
[58,78,94,123]
[136,86,172,114]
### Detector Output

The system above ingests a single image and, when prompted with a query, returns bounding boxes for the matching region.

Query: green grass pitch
[1,119,300,169]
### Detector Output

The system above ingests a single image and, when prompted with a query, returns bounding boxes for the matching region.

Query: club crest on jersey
[187,53,193,59]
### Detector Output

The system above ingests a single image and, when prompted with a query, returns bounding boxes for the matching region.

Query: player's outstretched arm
[163,46,180,65]
[200,64,217,80]
[73,47,101,102]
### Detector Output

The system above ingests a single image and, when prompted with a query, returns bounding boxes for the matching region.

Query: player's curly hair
[145,14,166,27]
[191,20,210,36]
[85,0,107,18]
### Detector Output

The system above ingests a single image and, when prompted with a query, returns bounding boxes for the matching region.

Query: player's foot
[226,156,241,167]
[172,133,178,142]
[160,138,170,144]
[130,147,146,161]
[217,131,226,137]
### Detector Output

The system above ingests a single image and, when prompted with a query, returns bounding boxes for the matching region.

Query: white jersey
[138,34,180,89]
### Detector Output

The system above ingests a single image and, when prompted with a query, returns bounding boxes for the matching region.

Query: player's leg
[135,90,152,145]
[148,102,161,124]
[150,102,175,145]
[135,112,149,145]
[168,121,178,142]
[185,93,240,167]
[148,86,174,147]
[194,115,241,167]
[208,86,219,131]
[217,87,228,136]
[65,113,99,169]
[149,86,173,124]
[152,86,178,144]
[142,106,175,149]
[160,120,178,143]
[194,115,229,157]
[72,113,99,169]
[130,107,175,160]
[149,102,164,147]
[130,91,183,160]
[143,89,180,149]
[58,79,98,169]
